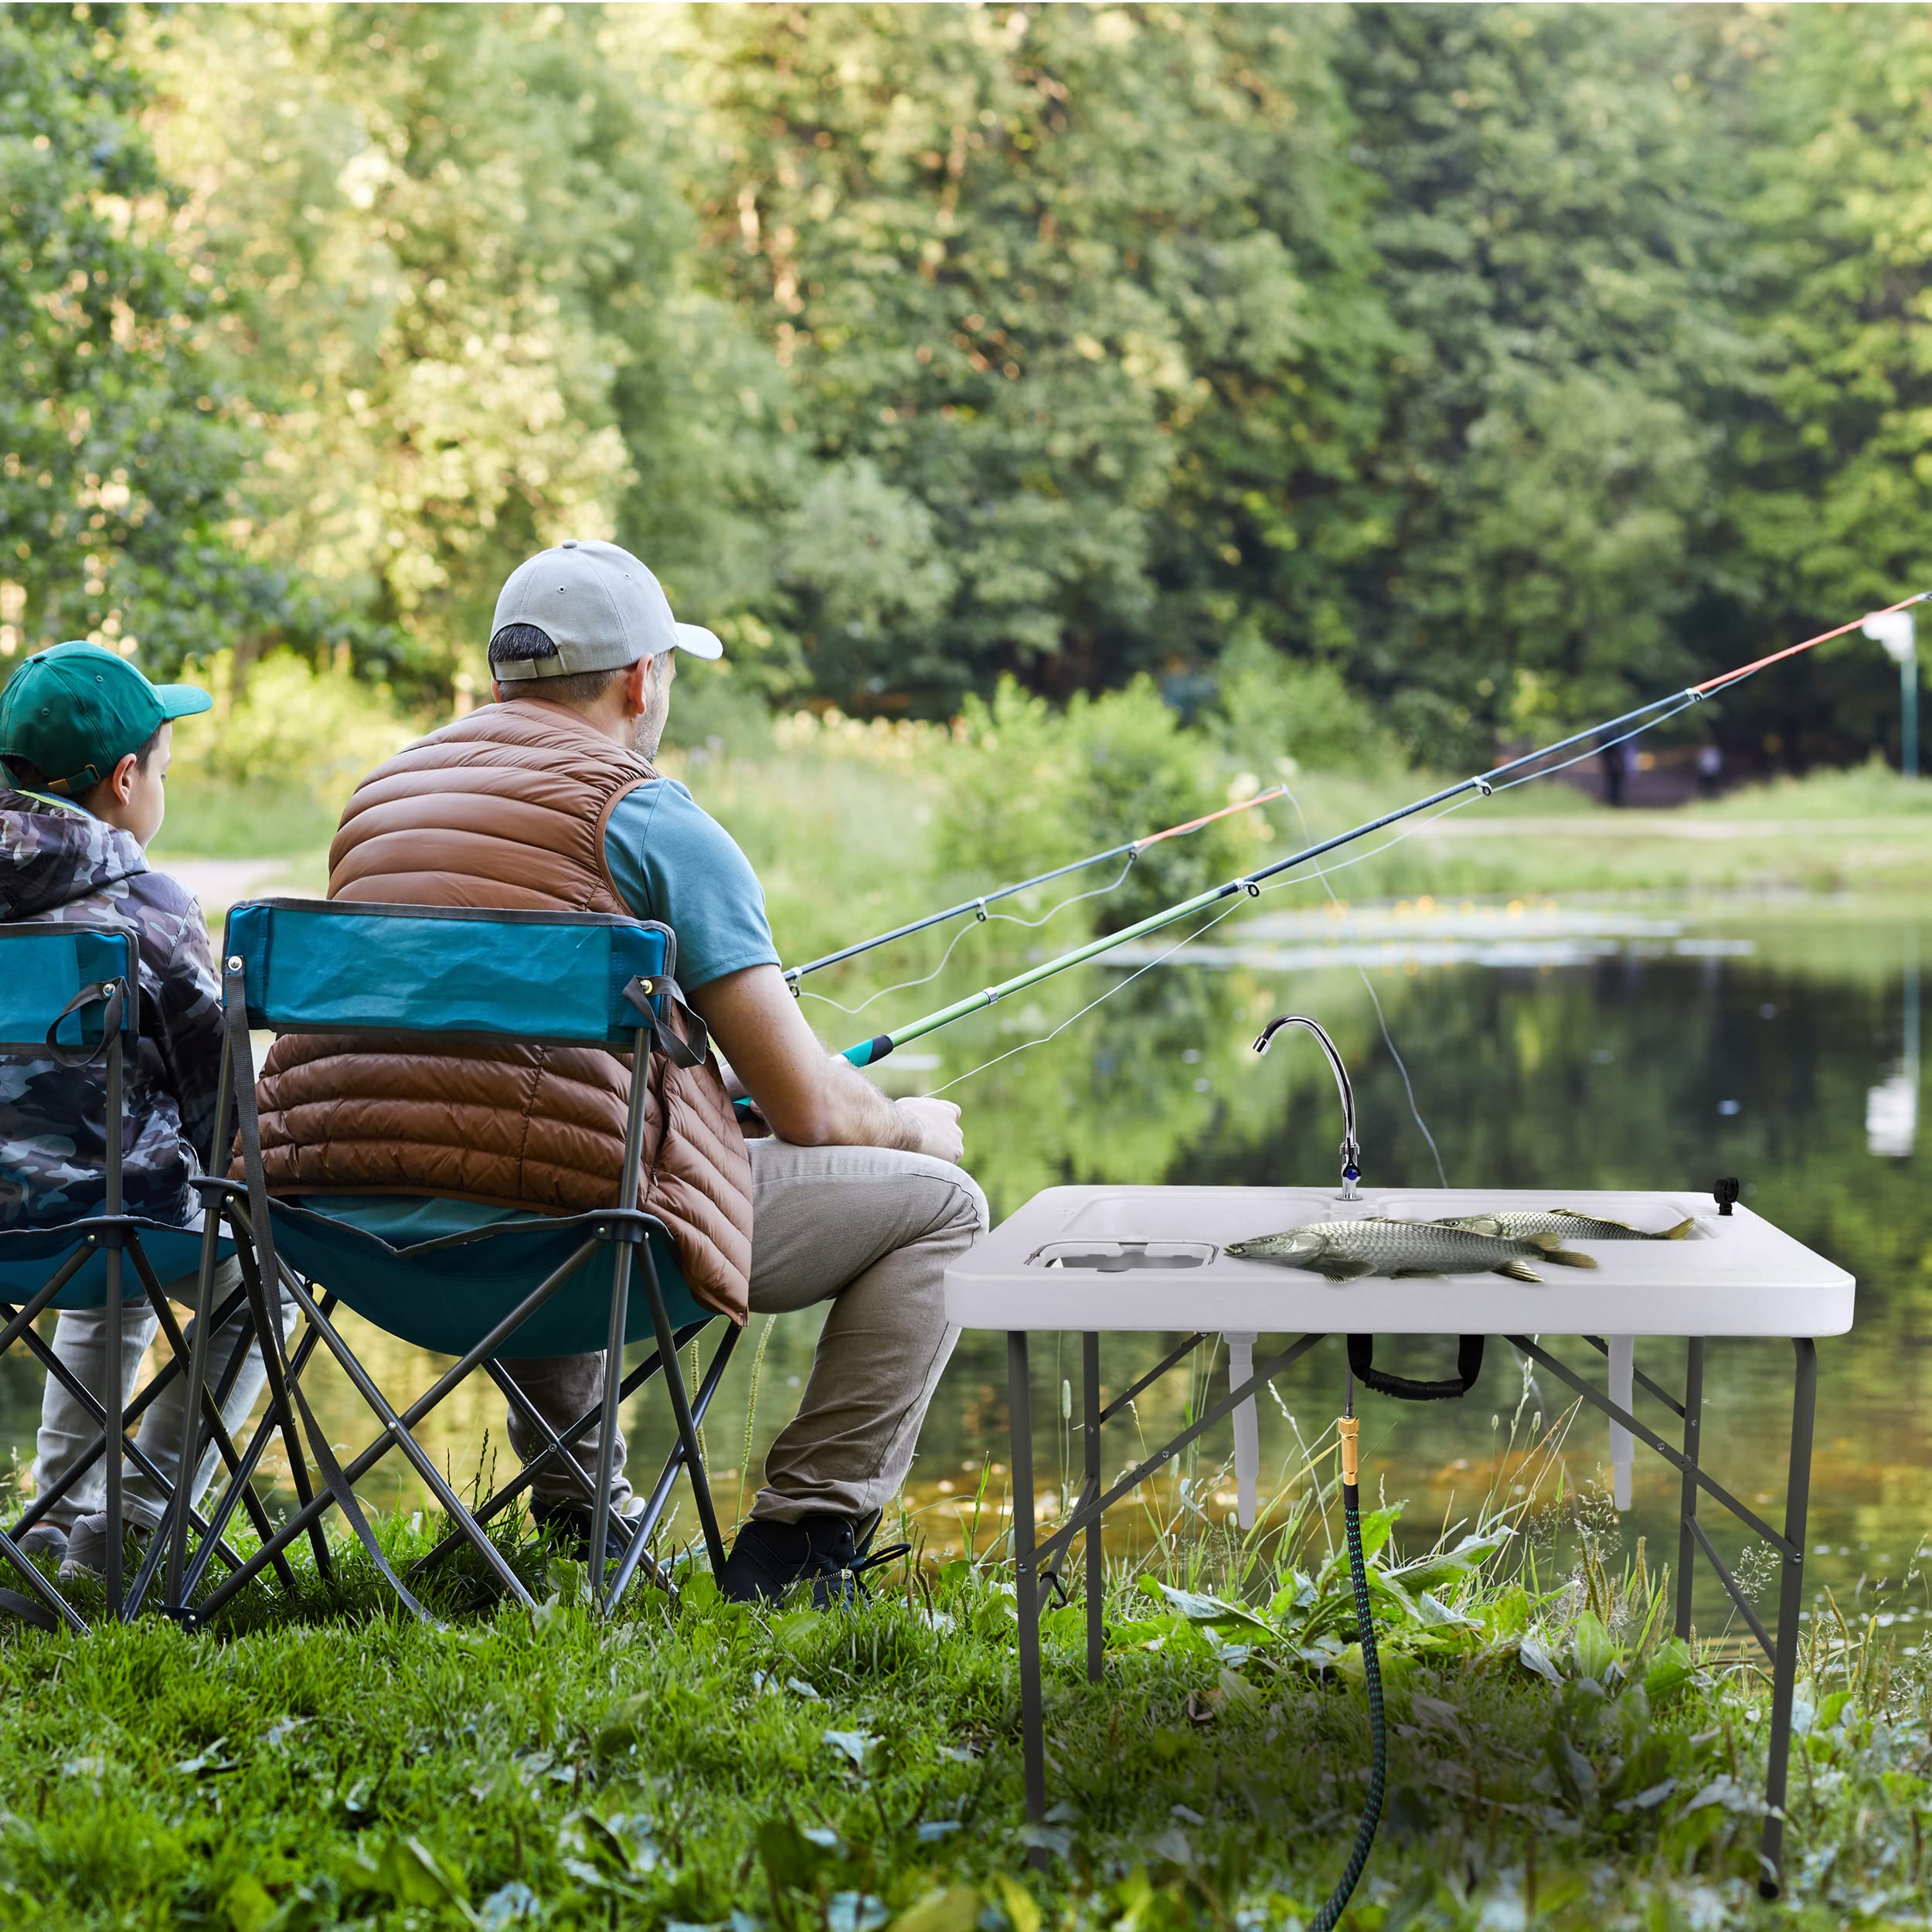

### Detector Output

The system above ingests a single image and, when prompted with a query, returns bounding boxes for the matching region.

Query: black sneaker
[531,1500,631,1565]
[716,1512,909,1607]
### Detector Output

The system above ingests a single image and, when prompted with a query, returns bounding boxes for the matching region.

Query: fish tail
[1662,1217,1692,1240]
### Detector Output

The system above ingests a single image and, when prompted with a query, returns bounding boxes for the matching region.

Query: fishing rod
[782,785,1291,985]
[820,592,1929,1074]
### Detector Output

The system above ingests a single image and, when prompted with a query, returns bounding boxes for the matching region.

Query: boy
[0,641,287,1577]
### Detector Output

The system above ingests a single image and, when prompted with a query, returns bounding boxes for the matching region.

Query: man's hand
[894,1096,963,1165]
[690,964,967,1161]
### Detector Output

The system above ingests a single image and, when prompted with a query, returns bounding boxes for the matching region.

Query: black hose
[1309,1474,1387,1932]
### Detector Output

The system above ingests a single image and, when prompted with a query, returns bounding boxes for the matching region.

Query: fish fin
[1662,1217,1693,1240]
[1388,1266,1445,1279]
[1553,1207,1639,1231]
[1321,1260,1377,1283]
[1497,1260,1544,1283]
[1537,1247,1599,1270]
[1528,1233,1563,1252]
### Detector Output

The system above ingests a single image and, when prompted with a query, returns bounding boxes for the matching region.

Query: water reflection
[1,905,1923,1647]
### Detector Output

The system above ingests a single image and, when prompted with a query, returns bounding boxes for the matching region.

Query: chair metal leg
[104,1239,124,1619]
[0,1525,87,1634]
[589,1242,634,1612]
[165,1210,228,1611]
[1675,1338,1705,1641]
[1009,1331,1046,1829]
[274,1269,537,1611]
[1083,1331,1103,1685]
[604,1321,742,1607]
[407,1324,710,1577]
[1758,1339,1817,1900]
[233,1237,334,1580]
[176,1301,332,1604]
[189,1247,600,1624]
[639,1249,727,1578]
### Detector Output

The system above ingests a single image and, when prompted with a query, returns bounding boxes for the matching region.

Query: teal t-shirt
[318,773,776,1243]
[600,777,778,992]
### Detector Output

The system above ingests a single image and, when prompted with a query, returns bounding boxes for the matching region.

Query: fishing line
[916,694,1709,1100]
[798,854,1139,1019]
[923,894,1255,1098]
[1280,779,1451,1189]
[921,798,1482,1097]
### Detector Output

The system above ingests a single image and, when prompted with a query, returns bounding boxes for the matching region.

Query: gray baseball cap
[490,539,723,680]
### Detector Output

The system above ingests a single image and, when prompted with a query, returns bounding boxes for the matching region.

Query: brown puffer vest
[247,702,753,1322]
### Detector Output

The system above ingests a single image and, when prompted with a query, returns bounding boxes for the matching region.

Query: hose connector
[1338,1414,1361,1489]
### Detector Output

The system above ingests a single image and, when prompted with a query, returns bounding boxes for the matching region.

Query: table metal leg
[1675,1338,1705,1641]
[1009,1331,1046,1827]
[1607,1335,1634,1511]
[1083,1332,1103,1685]
[1226,1331,1258,1530]
[1759,1338,1816,1900]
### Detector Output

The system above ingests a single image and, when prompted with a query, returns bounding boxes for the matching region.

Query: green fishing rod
[822,591,1928,1075]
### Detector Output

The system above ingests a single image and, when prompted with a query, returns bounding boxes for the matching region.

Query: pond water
[3,898,1924,1646]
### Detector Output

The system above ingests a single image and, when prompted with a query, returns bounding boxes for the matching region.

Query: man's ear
[623,657,652,715]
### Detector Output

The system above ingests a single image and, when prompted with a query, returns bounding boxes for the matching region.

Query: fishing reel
[1252,1013,1361,1201]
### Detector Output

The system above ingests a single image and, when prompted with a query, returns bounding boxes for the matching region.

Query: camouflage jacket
[0,788,223,1230]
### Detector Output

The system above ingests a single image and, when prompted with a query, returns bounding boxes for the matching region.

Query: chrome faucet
[1252,1013,1362,1200]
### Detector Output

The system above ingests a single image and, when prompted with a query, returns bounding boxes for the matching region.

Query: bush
[162,649,420,855]
[1211,634,1405,777]
[937,676,1255,930]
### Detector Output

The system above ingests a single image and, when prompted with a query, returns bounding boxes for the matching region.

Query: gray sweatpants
[33,1257,296,1532]
[502,1140,988,1522]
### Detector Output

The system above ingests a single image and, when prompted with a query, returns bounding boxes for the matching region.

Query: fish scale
[1434,1208,1692,1242]
[1223,1216,1598,1284]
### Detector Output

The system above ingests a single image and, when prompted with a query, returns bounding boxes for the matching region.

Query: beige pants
[502,1139,988,1522]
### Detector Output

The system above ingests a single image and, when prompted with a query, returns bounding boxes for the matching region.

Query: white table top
[945,1186,1855,1338]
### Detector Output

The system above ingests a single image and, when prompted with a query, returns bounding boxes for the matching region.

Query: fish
[1223,1216,1598,1284]
[1431,1208,1692,1242]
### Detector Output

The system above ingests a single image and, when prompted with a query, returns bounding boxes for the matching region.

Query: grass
[5,1414,1930,1932]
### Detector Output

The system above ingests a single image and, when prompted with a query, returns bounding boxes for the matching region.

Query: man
[250,540,985,1602]
[0,642,291,1577]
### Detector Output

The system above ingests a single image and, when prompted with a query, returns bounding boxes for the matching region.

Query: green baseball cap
[0,641,213,796]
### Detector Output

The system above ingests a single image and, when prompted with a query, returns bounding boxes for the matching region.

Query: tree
[0,2,320,677]
[1335,4,1750,757]
[141,2,781,694]
[658,2,1389,714]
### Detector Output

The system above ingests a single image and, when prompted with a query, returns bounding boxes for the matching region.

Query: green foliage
[0,3,340,678]
[2,1508,1925,1930]
[1210,631,1403,779]
[7,3,1929,770]
[934,677,1257,931]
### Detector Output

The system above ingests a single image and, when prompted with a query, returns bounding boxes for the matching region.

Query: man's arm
[688,964,963,1164]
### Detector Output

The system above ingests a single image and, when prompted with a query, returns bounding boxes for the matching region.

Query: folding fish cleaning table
[945,1185,1854,1896]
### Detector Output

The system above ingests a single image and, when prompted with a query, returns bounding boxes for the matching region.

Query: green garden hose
[1310,1410,1386,1932]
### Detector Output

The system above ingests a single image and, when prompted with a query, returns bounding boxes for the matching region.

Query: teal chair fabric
[0,1222,229,1309]
[266,1205,704,1359]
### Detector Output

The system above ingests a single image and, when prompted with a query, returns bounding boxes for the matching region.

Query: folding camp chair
[0,921,298,1629]
[178,899,740,1627]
